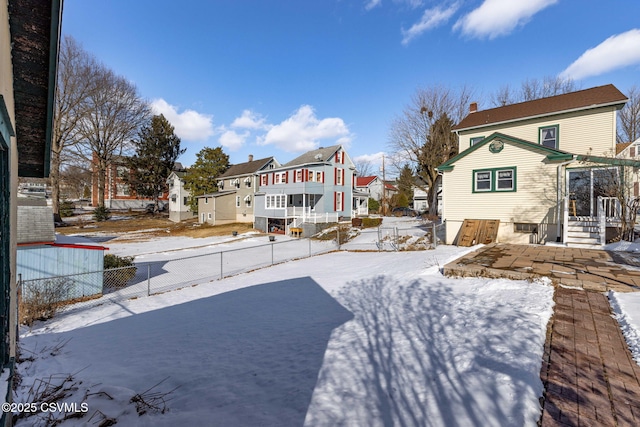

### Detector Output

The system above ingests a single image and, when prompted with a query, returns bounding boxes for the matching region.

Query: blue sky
[62,0,640,172]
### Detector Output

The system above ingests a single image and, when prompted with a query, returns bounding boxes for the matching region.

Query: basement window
[514,223,537,233]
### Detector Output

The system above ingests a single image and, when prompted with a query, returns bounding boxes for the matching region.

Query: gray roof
[283,145,341,168]
[219,157,276,178]
[17,202,54,244]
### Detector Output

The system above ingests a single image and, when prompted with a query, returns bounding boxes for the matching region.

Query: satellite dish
[314,154,322,160]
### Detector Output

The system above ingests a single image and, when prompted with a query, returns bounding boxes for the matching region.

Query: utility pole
[381,154,387,216]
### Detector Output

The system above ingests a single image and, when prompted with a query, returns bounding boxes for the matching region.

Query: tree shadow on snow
[304,276,544,427]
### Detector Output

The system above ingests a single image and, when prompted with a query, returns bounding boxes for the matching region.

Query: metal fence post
[147,264,151,296]
[432,222,437,248]
[220,252,224,279]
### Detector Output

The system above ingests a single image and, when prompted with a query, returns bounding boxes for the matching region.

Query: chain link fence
[19,238,338,316]
[341,220,446,251]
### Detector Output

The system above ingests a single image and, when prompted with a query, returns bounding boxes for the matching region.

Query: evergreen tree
[183,147,230,212]
[126,114,185,212]
[396,164,415,201]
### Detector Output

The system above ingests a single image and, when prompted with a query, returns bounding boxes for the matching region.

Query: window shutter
[321,172,324,183]
[334,168,338,184]
[342,169,345,186]
[341,151,345,164]
[284,171,288,183]
[341,192,344,211]
[632,147,636,157]
[293,170,297,183]
[304,169,309,182]
[335,152,339,162]
[333,192,337,211]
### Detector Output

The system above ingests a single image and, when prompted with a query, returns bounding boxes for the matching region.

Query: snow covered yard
[14,238,560,427]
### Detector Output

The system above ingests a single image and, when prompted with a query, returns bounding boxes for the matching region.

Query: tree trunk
[97,161,107,207]
[50,149,61,216]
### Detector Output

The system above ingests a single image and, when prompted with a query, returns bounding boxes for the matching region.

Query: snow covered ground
[12,218,640,426]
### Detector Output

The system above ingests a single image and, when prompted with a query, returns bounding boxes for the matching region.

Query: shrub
[93,204,111,222]
[59,200,75,217]
[368,198,380,213]
[104,254,137,289]
[362,217,383,228]
[19,278,72,325]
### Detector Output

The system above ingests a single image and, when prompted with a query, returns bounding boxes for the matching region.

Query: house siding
[459,106,618,157]
[17,245,104,299]
[197,194,236,225]
[443,141,560,244]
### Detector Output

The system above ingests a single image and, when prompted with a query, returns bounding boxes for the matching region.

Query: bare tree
[389,84,472,216]
[490,84,517,107]
[59,164,92,200]
[73,66,150,207]
[618,85,640,143]
[51,36,99,219]
[354,159,375,177]
[521,76,578,101]
[490,76,579,107]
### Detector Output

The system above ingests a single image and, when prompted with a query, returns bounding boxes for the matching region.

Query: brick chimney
[469,102,478,113]
[248,154,254,162]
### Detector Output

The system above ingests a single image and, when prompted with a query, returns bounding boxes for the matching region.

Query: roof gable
[356,176,378,187]
[454,85,627,132]
[219,157,276,178]
[438,132,573,171]
[283,145,341,167]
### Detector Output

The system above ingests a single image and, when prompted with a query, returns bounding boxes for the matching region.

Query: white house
[438,84,633,246]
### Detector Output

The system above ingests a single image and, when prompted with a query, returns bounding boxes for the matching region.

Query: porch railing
[284,206,339,225]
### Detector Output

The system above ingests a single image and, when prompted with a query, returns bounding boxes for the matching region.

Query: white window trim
[265,194,287,209]
[474,171,492,192]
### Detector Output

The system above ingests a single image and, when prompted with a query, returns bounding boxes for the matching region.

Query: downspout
[556,156,576,242]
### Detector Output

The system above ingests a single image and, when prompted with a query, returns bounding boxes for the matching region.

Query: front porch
[562,196,621,247]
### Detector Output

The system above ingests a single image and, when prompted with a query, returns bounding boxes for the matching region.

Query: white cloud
[231,110,270,130]
[354,152,385,164]
[218,129,250,152]
[453,0,557,39]
[364,0,382,11]
[402,3,459,45]
[151,99,214,141]
[559,29,640,80]
[260,105,352,153]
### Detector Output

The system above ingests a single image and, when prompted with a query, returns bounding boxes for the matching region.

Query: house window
[539,125,559,149]
[470,136,485,146]
[316,171,322,182]
[245,177,252,187]
[244,195,251,207]
[116,183,129,196]
[474,171,491,192]
[335,191,343,211]
[208,213,212,219]
[183,196,188,206]
[116,166,127,178]
[218,181,224,190]
[473,167,517,193]
[261,174,268,186]
[514,223,537,233]
[205,198,208,204]
[496,169,514,190]
[336,168,343,185]
[296,169,303,182]
[266,194,286,209]
[236,196,240,207]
